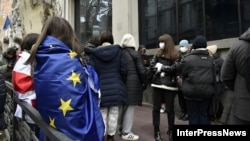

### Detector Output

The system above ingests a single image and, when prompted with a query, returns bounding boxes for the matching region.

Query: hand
[155,63,163,73]
[177,77,183,88]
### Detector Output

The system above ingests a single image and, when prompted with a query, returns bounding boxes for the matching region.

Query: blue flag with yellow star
[34,35,104,141]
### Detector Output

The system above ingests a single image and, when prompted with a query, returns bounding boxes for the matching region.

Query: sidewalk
[114,105,188,141]
[0,129,9,141]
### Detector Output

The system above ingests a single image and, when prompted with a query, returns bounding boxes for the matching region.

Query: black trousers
[177,90,187,114]
[0,94,6,130]
[152,87,176,131]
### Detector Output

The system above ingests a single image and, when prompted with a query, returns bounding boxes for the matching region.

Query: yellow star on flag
[50,45,54,48]
[49,117,56,128]
[67,70,81,87]
[69,50,77,59]
[58,98,74,116]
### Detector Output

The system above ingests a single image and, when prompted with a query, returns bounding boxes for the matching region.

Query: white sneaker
[121,132,139,141]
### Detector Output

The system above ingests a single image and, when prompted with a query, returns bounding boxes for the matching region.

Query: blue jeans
[186,99,211,125]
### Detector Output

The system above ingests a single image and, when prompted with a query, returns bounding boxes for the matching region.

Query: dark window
[75,0,112,46]
[139,0,249,48]
[205,0,239,40]
[241,0,250,33]
[139,0,177,49]
[139,0,157,49]
[178,0,204,42]
[157,0,177,41]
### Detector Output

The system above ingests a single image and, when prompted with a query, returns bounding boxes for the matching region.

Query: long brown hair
[26,16,85,65]
[157,34,178,61]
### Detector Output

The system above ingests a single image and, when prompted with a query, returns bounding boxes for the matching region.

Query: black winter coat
[0,73,6,114]
[89,44,127,107]
[150,54,178,91]
[178,49,214,100]
[123,48,147,105]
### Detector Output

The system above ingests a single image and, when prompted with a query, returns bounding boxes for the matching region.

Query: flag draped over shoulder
[2,16,11,30]
[34,36,104,141]
[12,51,36,123]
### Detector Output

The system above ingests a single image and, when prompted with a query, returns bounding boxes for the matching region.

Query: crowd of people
[0,15,250,141]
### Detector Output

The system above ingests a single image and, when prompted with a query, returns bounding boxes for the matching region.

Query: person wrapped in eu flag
[25,16,104,141]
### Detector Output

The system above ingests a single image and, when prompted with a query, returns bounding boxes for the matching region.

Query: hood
[206,45,218,55]
[91,44,122,62]
[120,33,138,51]
[239,27,250,41]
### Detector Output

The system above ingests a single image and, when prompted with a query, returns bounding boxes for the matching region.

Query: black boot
[182,114,188,121]
[154,131,163,141]
[167,130,173,141]
[107,135,114,141]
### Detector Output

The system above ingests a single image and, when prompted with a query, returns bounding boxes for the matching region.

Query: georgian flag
[12,51,36,123]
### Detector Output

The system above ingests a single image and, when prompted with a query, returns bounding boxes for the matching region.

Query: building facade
[4,0,249,57]
[71,0,250,59]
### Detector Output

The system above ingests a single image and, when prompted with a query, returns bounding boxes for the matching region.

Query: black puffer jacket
[0,73,6,114]
[150,55,178,91]
[89,44,127,107]
[178,49,214,100]
[123,47,147,105]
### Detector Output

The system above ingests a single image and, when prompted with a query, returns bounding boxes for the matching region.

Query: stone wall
[0,0,12,52]
[2,0,62,52]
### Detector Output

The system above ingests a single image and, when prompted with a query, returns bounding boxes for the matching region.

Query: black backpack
[209,55,224,121]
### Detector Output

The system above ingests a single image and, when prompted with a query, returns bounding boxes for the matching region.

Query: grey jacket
[221,27,250,122]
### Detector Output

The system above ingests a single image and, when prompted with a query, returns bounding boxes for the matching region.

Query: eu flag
[34,35,104,141]
[2,16,11,30]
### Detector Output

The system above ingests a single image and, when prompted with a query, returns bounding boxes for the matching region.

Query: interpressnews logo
[177,129,247,137]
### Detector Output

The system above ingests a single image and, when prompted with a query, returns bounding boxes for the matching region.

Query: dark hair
[14,36,23,46]
[88,37,100,47]
[6,47,17,55]
[99,31,114,45]
[20,33,39,51]
[157,34,178,60]
[139,45,146,53]
[3,37,9,44]
[26,16,84,65]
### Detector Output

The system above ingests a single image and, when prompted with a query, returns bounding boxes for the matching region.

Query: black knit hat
[192,35,207,49]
